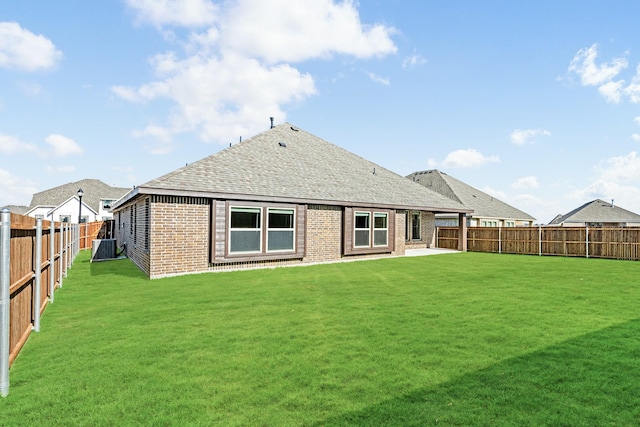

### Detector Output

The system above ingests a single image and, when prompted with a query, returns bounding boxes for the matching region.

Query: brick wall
[115,197,151,275]
[149,197,210,278]
[304,205,343,263]
[392,210,406,256]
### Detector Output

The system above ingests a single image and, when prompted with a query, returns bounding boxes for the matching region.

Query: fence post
[33,218,42,332]
[538,226,542,256]
[586,227,589,259]
[59,223,64,286]
[498,226,502,254]
[49,220,55,303]
[1,208,10,397]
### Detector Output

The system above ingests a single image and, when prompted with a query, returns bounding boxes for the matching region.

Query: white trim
[266,207,296,253]
[228,206,262,254]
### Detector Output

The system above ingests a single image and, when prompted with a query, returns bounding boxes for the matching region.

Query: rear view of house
[112,123,471,278]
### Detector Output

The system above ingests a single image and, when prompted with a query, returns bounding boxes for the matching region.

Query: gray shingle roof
[30,179,130,213]
[548,199,640,225]
[128,123,470,212]
[407,169,536,221]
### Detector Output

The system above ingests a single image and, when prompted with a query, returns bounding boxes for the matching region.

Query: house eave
[115,186,473,214]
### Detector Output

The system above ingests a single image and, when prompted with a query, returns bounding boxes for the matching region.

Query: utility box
[92,239,116,261]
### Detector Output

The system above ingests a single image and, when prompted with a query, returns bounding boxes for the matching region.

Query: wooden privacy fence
[437,226,640,260]
[79,220,115,250]
[1,209,79,397]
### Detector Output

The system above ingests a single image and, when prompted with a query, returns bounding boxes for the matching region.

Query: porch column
[458,213,467,252]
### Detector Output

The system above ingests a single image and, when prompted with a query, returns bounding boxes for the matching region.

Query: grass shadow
[316,318,640,426]
[84,252,147,279]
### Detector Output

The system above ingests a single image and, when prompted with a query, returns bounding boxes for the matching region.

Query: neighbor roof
[30,179,130,213]
[116,123,471,213]
[407,169,536,221]
[548,199,640,225]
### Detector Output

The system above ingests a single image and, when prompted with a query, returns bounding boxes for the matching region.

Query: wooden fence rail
[0,209,89,397]
[437,226,640,261]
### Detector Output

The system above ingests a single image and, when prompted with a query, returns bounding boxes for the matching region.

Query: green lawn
[2,251,640,426]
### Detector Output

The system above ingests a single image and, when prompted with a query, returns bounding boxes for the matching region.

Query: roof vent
[270,117,274,129]
[279,142,287,147]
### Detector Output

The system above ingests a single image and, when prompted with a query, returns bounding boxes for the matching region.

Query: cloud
[568,44,628,87]
[567,44,640,104]
[625,65,640,103]
[366,71,390,85]
[598,80,625,103]
[0,22,62,71]
[597,151,640,182]
[512,176,539,190]
[219,0,397,63]
[45,134,83,157]
[631,134,640,142]
[0,168,38,206]
[0,133,37,154]
[510,129,551,145]
[125,0,218,27]
[402,52,426,69]
[441,149,499,168]
[116,0,397,152]
[570,151,640,214]
[634,116,640,125]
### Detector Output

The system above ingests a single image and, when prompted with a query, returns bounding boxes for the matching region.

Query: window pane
[374,213,387,229]
[231,208,260,228]
[268,230,294,251]
[374,230,388,246]
[412,213,420,240]
[355,212,369,229]
[355,229,370,247]
[268,210,293,228]
[230,230,261,252]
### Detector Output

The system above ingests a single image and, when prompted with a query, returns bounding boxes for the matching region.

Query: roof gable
[407,170,536,221]
[549,199,640,224]
[30,179,130,213]
[135,123,470,212]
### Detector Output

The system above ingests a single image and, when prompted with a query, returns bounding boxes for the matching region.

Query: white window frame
[229,206,263,254]
[353,211,371,248]
[373,212,388,247]
[266,208,296,253]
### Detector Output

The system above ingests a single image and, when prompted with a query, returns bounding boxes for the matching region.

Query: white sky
[2,1,640,223]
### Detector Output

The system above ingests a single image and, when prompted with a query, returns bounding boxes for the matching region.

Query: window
[60,215,70,223]
[267,208,294,252]
[411,212,421,240]
[354,212,371,247]
[229,207,262,253]
[374,213,388,246]
[344,208,394,255]
[505,221,515,227]
[102,200,114,210]
[213,202,304,263]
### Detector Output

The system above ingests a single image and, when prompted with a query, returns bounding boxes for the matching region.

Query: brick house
[112,123,471,278]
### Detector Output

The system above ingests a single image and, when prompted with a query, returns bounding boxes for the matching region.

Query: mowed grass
[2,251,640,426]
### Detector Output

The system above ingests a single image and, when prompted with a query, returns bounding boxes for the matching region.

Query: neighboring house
[548,199,640,227]
[25,179,130,223]
[112,123,472,279]
[406,169,536,227]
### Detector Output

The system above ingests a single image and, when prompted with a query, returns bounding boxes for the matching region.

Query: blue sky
[2,1,640,223]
